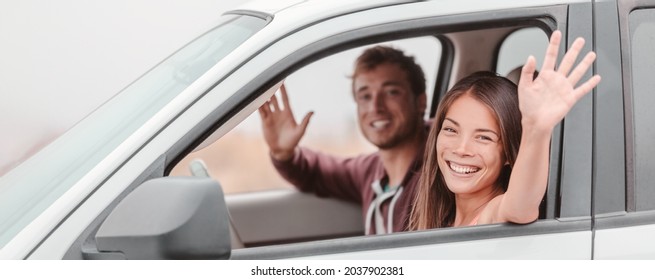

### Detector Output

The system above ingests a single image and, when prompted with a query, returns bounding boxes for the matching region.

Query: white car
[1,0,653,259]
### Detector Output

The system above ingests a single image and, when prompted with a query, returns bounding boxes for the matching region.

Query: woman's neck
[453,186,502,227]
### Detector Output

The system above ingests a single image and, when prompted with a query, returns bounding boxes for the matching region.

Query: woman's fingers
[519,55,537,88]
[539,31,599,99]
[557,37,585,76]
[567,51,597,86]
[541,30,562,72]
[571,75,602,103]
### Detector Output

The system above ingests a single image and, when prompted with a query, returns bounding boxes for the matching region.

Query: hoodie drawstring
[364,180,403,235]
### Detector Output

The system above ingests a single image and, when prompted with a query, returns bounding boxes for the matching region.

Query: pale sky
[0,0,247,173]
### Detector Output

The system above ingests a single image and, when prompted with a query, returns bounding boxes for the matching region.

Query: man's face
[353,63,426,150]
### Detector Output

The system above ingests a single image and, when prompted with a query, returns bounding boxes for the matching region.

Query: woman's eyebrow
[444,117,459,126]
[445,117,500,137]
[476,128,500,138]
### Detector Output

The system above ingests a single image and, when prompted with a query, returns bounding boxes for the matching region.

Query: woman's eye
[442,127,456,133]
[477,135,493,142]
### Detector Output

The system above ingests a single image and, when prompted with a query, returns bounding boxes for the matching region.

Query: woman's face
[436,94,506,197]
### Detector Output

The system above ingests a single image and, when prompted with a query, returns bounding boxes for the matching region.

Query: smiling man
[258,46,428,235]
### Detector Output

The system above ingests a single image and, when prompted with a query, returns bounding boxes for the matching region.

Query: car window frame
[190,5,588,259]
[595,0,655,226]
[592,0,655,261]
[596,0,655,227]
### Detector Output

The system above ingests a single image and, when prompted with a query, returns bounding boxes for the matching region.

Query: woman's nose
[453,138,473,156]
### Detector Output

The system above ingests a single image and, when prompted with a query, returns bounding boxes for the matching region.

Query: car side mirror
[92,177,231,259]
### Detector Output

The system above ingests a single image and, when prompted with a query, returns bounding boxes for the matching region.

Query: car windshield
[0,14,267,249]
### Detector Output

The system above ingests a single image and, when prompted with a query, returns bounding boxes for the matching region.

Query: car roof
[226,0,417,18]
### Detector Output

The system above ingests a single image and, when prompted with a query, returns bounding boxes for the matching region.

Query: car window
[629,8,655,211]
[163,5,573,255]
[0,14,267,250]
[170,36,442,194]
[496,27,549,77]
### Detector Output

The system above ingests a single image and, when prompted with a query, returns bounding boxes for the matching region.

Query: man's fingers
[270,93,280,112]
[280,83,291,111]
[567,52,597,86]
[259,101,273,117]
[541,30,562,72]
[278,83,299,120]
[557,37,584,75]
[280,83,288,95]
[298,111,314,136]
[258,104,269,119]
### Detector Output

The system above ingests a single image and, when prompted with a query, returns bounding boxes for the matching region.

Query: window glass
[630,9,655,211]
[0,14,267,249]
[496,27,548,78]
[171,37,442,194]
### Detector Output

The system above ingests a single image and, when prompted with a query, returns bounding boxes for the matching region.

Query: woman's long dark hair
[409,71,522,229]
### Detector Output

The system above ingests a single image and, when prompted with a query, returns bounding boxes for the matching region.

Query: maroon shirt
[271,138,425,234]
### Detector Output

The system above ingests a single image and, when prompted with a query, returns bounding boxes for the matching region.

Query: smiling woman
[410,31,601,230]
[410,72,521,228]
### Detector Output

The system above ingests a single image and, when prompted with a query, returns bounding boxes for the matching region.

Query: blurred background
[0,0,439,194]
[0,0,245,175]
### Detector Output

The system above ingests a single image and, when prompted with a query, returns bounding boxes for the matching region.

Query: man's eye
[386,89,401,96]
[357,94,371,101]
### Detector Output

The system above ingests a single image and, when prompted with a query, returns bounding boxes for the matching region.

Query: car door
[225,0,596,260]
[593,0,655,259]
[214,0,594,259]
[29,0,596,259]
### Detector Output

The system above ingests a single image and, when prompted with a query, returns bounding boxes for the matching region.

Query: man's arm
[258,84,369,202]
[258,83,313,161]
[272,147,375,202]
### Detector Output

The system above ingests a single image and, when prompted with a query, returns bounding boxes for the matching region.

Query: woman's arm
[489,30,602,224]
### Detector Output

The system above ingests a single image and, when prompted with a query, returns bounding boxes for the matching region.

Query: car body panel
[294,231,592,260]
[595,223,655,259]
[1,0,650,260]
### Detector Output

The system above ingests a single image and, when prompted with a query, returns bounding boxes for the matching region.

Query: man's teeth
[372,120,390,128]
[449,162,480,174]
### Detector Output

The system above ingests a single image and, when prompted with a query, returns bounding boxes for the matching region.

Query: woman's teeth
[449,161,480,174]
